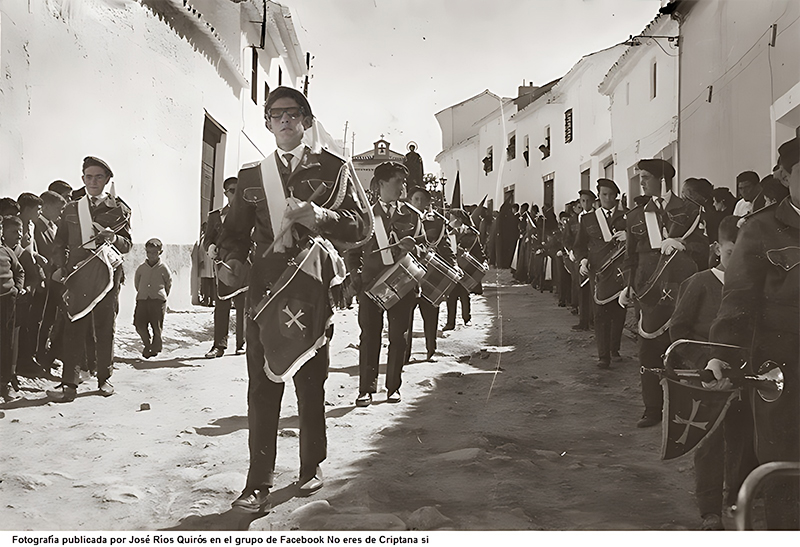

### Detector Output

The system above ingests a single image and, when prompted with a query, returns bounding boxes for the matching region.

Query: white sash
[644,210,662,250]
[373,205,393,266]
[711,267,724,284]
[260,152,291,241]
[680,209,702,241]
[595,208,613,242]
[78,196,96,249]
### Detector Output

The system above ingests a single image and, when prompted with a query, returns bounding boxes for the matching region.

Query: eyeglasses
[266,107,304,120]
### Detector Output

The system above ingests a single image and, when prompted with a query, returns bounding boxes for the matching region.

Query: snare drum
[365,253,425,311]
[457,252,488,291]
[419,252,462,306]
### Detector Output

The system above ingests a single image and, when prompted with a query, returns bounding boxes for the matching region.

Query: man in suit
[203,177,245,358]
[574,179,627,368]
[219,87,370,513]
[620,158,706,427]
[347,162,422,408]
[47,156,132,402]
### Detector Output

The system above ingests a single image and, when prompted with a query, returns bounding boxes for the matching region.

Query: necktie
[656,197,664,210]
[90,196,99,208]
[283,153,294,172]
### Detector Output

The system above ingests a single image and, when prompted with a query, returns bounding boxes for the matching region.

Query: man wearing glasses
[219,87,370,513]
[204,177,245,358]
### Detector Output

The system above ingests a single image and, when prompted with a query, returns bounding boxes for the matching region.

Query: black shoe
[636,412,662,428]
[442,324,455,332]
[231,488,271,513]
[611,351,623,363]
[47,384,77,403]
[205,347,224,359]
[597,359,611,369]
[571,324,589,331]
[426,349,436,361]
[235,346,245,355]
[1,384,21,402]
[355,393,372,407]
[387,390,401,403]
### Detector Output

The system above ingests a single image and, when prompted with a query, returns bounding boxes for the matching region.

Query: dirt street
[0,269,697,531]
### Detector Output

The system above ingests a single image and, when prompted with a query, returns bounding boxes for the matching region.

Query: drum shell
[457,252,488,291]
[420,252,462,306]
[365,254,425,311]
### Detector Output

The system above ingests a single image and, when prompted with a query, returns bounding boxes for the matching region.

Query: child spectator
[1,216,25,401]
[669,215,756,530]
[0,198,20,217]
[760,174,790,207]
[134,238,172,358]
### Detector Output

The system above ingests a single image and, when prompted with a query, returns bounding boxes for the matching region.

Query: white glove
[556,250,564,257]
[612,231,627,242]
[660,238,686,255]
[703,358,734,390]
[618,286,633,308]
[206,243,218,259]
[579,258,590,277]
[568,250,576,262]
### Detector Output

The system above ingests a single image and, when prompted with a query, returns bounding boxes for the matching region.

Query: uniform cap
[637,158,675,180]
[596,178,620,195]
[578,189,597,200]
[83,156,113,177]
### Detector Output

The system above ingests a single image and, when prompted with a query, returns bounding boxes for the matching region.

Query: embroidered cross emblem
[282,305,306,331]
[673,399,709,444]
[661,288,673,302]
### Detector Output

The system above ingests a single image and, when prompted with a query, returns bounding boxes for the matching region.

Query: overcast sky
[287,0,663,171]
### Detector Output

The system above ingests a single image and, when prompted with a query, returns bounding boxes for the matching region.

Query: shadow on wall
[117,243,196,322]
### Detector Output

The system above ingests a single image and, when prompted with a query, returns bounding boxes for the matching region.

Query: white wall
[603,16,678,198]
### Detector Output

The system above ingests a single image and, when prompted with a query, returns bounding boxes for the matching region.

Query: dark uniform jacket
[203,205,228,252]
[573,205,626,270]
[624,192,706,293]
[53,194,132,271]
[421,214,456,267]
[219,148,368,306]
[346,200,421,287]
[710,198,800,463]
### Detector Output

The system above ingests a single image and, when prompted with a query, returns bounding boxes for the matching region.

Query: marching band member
[47,156,132,402]
[347,161,422,408]
[706,138,800,529]
[573,179,627,369]
[219,87,370,513]
[444,208,484,330]
[408,186,456,361]
[571,190,596,331]
[619,158,706,428]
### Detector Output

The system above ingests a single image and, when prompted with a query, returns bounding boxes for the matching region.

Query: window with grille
[565,109,573,143]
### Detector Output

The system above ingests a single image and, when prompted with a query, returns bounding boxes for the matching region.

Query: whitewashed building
[434,90,504,208]
[598,14,679,199]
[436,44,626,214]
[0,0,308,311]
[669,0,800,188]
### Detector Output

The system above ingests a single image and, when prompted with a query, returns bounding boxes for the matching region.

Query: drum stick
[262,183,327,257]
[368,234,426,255]
[76,219,129,250]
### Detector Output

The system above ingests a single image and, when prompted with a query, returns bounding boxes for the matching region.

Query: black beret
[596,178,620,195]
[778,137,799,172]
[265,86,313,119]
[578,189,596,200]
[637,158,675,180]
[83,156,113,177]
[736,171,760,185]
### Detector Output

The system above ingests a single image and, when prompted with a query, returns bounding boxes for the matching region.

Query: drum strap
[644,210,662,249]
[262,152,290,241]
[595,208,613,242]
[679,209,702,242]
[78,196,97,249]
[373,205,394,266]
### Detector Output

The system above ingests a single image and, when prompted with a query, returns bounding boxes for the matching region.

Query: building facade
[351,137,405,193]
[0,0,308,311]
[672,0,800,189]
[599,14,679,199]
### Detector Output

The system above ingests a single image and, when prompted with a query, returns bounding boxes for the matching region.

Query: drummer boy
[346,162,422,407]
[47,156,132,403]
